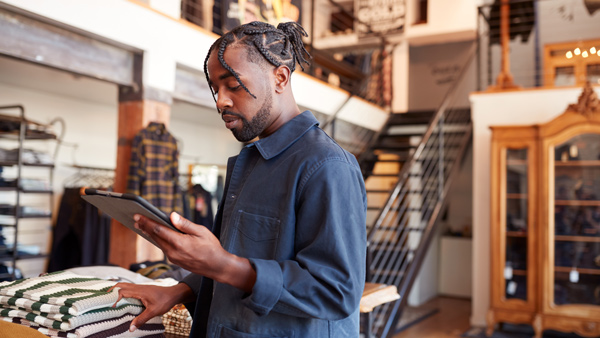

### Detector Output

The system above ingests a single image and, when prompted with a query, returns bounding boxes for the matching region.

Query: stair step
[373,143,417,150]
[372,150,412,158]
[370,268,406,280]
[366,189,393,194]
[387,111,434,126]
[368,173,398,177]
[363,158,406,163]
[370,243,414,253]
[371,226,424,232]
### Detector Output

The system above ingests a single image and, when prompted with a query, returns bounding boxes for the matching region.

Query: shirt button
[230,194,236,199]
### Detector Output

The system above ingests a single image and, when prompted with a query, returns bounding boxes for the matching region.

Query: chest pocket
[231,210,280,260]
[218,324,292,338]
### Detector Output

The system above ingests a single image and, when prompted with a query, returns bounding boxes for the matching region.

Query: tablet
[81,188,182,248]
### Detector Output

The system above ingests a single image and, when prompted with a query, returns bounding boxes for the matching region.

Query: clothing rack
[62,164,114,189]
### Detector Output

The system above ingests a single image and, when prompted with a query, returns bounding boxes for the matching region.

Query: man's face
[207,46,274,142]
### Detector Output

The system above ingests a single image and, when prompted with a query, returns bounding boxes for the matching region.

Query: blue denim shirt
[183,111,367,337]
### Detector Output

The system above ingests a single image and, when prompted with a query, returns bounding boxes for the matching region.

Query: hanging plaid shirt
[126,122,182,214]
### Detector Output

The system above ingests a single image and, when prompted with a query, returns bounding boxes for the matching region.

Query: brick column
[109,83,172,268]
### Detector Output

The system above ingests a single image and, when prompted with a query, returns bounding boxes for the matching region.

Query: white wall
[405,0,478,45]
[469,85,600,327]
[408,229,440,306]
[392,42,409,113]
[408,40,476,111]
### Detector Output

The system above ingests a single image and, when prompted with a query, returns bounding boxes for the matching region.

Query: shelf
[507,193,527,199]
[554,266,600,276]
[555,160,600,167]
[555,235,600,243]
[0,131,57,140]
[512,269,527,276]
[0,253,48,263]
[0,187,53,194]
[0,213,51,219]
[507,160,527,166]
[555,200,600,206]
[0,161,54,168]
[506,231,528,237]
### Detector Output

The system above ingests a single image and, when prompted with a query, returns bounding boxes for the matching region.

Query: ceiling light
[591,47,597,54]
[566,51,573,59]
[582,51,589,58]
[574,48,581,55]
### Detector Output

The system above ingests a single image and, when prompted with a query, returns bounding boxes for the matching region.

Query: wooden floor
[392,296,472,338]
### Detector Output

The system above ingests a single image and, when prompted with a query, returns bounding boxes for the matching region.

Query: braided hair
[204,21,311,100]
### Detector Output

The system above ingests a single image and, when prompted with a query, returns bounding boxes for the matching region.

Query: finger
[135,214,182,250]
[130,306,162,332]
[112,288,124,308]
[170,212,203,235]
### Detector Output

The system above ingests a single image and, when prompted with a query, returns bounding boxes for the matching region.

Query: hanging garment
[190,184,214,231]
[126,122,182,215]
[47,188,111,272]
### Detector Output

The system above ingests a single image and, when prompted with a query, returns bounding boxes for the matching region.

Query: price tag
[569,268,579,283]
[569,145,578,158]
[504,264,513,280]
[507,281,517,295]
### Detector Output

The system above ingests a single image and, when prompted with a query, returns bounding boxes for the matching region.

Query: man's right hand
[108,282,194,332]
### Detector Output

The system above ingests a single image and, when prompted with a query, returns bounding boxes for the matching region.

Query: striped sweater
[0,271,162,335]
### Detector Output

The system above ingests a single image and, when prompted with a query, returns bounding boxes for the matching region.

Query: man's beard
[229,91,272,142]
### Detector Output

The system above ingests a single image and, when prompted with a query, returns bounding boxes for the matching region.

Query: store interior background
[0,0,599,334]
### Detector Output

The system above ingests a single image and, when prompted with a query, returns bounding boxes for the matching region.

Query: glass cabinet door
[505,148,529,301]
[553,133,600,307]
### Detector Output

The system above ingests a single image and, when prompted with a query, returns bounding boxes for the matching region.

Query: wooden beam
[173,63,214,107]
[488,0,519,91]
[0,7,135,86]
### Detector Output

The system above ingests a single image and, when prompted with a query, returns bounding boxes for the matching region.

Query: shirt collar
[146,122,167,135]
[251,111,319,160]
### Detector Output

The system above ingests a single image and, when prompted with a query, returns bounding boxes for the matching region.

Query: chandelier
[566,46,600,59]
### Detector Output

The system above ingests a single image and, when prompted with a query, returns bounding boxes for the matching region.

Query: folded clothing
[3,314,165,338]
[0,270,164,336]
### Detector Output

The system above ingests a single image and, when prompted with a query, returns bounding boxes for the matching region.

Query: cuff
[242,258,282,316]
[180,273,204,296]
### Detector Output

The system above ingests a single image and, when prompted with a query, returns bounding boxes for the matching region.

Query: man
[112,21,367,337]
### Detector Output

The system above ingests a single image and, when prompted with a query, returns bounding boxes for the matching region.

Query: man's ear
[273,65,291,93]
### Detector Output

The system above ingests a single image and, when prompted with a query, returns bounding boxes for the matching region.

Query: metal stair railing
[364,43,476,338]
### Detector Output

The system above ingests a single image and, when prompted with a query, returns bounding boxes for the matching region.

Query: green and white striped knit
[3,314,165,338]
[0,271,145,331]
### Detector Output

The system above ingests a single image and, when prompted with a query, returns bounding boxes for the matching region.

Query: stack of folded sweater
[0,271,165,337]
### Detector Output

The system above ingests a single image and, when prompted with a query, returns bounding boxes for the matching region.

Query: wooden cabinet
[488,83,600,338]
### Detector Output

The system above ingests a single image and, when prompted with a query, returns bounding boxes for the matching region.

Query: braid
[217,37,256,99]
[203,21,312,101]
[204,39,219,103]
[277,22,310,71]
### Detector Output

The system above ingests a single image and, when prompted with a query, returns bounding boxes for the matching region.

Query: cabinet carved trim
[567,82,600,117]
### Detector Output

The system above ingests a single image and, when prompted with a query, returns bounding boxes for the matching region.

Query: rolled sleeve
[242,259,283,316]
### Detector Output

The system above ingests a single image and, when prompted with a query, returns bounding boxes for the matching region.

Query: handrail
[364,43,477,338]
[367,43,477,242]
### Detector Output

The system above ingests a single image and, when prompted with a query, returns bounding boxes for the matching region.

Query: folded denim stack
[0,271,165,337]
